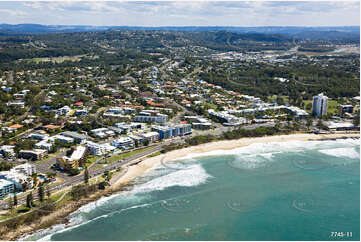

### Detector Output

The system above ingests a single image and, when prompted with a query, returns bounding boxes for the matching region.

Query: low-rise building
[75,109,88,116]
[90,128,113,138]
[86,141,116,156]
[192,122,212,130]
[35,140,53,151]
[56,146,88,170]
[0,145,15,157]
[208,109,246,126]
[0,180,14,198]
[6,101,25,108]
[28,133,48,140]
[325,121,355,131]
[19,149,47,161]
[2,124,23,133]
[140,132,159,143]
[134,113,168,124]
[61,131,87,144]
[112,137,134,149]
[338,105,354,116]
[152,124,192,140]
[11,163,36,176]
[128,134,143,145]
[0,171,30,189]
[53,135,74,144]
[55,105,71,115]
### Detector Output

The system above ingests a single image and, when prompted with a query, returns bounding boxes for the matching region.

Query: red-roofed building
[147,100,166,107]
[181,99,191,105]
[74,101,83,107]
[8,124,23,129]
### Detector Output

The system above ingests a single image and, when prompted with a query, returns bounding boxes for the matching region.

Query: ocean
[26,138,360,241]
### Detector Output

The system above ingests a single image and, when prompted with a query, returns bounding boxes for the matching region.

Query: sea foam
[178,138,360,161]
[132,163,212,194]
[319,147,360,159]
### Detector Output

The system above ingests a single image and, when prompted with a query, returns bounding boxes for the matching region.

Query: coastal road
[0,119,277,209]
[0,144,163,209]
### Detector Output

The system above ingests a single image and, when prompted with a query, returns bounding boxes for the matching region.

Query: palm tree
[13,192,17,207]
[84,166,89,184]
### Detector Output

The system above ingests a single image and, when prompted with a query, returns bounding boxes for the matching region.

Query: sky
[0,1,359,27]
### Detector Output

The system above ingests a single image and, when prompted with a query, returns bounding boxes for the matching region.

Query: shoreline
[112,132,360,187]
[2,132,359,240]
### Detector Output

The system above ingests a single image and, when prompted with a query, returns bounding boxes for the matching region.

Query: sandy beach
[113,132,360,187]
[2,132,358,241]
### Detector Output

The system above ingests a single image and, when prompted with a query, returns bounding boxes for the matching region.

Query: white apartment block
[312,93,328,117]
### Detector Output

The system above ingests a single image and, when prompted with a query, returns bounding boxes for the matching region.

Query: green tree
[84,166,89,184]
[46,185,51,199]
[353,111,360,127]
[134,140,139,148]
[306,117,313,130]
[38,183,45,202]
[317,119,325,130]
[26,192,33,208]
[143,139,150,146]
[8,196,13,211]
[13,193,17,207]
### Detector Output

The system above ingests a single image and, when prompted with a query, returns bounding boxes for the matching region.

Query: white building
[0,171,30,189]
[208,109,247,126]
[134,113,168,124]
[107,107,123,114]
[140,132,159,143]
[86,141,116,156]
[28,133,48,140]
[90,128,111,138]
[0,180,14,197]
[70,146,87,161]
[112,137,134,149]
[53,135,74,144]
[0,145,15,157]
[35,140,53,150]
[11,163,36,176]
[312,93,328,117]
[55,105,71,115]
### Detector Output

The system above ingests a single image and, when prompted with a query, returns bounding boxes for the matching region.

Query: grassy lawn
[36,150,62,165]
[148,151,162,158]
[268,95,290,103]
[85,155,100,166]
[0,189,68,221]
[104,146,155,164]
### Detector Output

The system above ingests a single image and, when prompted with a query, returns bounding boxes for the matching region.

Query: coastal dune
[114,132,360,187]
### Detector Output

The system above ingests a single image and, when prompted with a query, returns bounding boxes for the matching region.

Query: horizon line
[1,23,360,28]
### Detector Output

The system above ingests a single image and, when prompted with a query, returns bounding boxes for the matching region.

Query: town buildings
[19,149,47,161]
[152,124,192,140]
[56,145,88,170]
[134,112,168,124]
[0,180,14,198]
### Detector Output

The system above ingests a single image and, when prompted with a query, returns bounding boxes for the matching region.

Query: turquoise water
[29,139,359,241]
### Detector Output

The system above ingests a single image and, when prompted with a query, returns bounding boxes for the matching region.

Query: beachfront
[2,132,359,241]
[113,132,360,187]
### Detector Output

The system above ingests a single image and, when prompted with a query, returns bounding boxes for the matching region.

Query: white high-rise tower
[312,93,328,117]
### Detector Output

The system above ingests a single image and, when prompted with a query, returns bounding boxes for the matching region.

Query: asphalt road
[0,115,277,210]
[0,143,164,209]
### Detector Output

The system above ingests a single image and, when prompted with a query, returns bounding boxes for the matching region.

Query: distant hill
[0,24,359,41]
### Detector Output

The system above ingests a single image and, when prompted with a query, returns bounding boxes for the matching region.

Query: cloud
[0,8,27,17]
[0,1,357,26]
